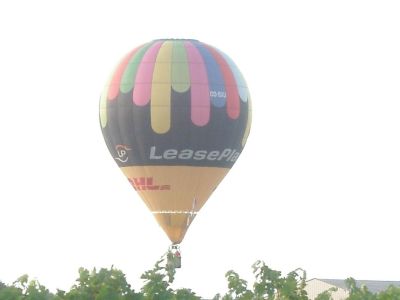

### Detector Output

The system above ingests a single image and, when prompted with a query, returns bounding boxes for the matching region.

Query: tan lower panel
[120,166,229,244]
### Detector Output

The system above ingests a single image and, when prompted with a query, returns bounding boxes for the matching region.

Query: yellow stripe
[151,41,173,134]
[99,76,112,128]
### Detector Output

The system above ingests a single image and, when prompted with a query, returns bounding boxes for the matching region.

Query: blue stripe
[193,41,226,107]
[218,50,249,102]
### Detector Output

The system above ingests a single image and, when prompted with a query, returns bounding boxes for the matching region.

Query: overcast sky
[1,0,399,298]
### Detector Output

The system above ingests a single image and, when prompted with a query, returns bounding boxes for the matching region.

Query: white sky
[1,0,399,298]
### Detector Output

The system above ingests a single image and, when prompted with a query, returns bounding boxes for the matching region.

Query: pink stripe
[133,41,163,106]
[108,48,138,100]
[205,45,240,119]
[184,42,210,126]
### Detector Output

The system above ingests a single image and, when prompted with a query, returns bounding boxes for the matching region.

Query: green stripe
[171,41,190,93]
[120,43,152,94]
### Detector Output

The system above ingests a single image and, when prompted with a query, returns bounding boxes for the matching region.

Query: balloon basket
[168,244,181,269]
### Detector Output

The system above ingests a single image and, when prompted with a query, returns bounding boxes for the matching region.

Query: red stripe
[204,45,240,119]
[108,47,139,101]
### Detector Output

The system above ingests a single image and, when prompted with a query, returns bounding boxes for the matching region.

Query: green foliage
[1,256,400,300]
[140,255,174,300]
[345,277,376,300]
[216,261,308,300]
[0,274,55,300]
[0,286,23,300]
[220,270,253,300]
[60,266,140,300]
[376,285,400,300]
[140,251,199,300]
[343,278,400,300]
[173,288,201,300]
[314,287,337,300]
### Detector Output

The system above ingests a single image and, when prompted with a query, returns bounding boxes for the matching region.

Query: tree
[0,286,22,300]
[59,266,140,300]
[314,287,337,300]
[219,270,253,300]
[2,256,400,300]
[345,277,376,300]
[140,251,200,300]
[216,261,308,300]
[376,285,400,300]
[0,274,55,300]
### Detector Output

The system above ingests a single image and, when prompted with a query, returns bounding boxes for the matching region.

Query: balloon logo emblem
[114,145,131,163]
[100,39,252,245]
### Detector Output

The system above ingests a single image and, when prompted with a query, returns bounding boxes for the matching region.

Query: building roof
[316,279,400,294]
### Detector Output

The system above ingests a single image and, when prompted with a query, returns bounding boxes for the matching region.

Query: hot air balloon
[99,39,252,248]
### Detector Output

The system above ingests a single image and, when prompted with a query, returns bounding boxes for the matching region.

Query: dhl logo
[128,177,171,191]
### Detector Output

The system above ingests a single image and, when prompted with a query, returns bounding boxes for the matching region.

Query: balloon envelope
[100,39,251,244]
